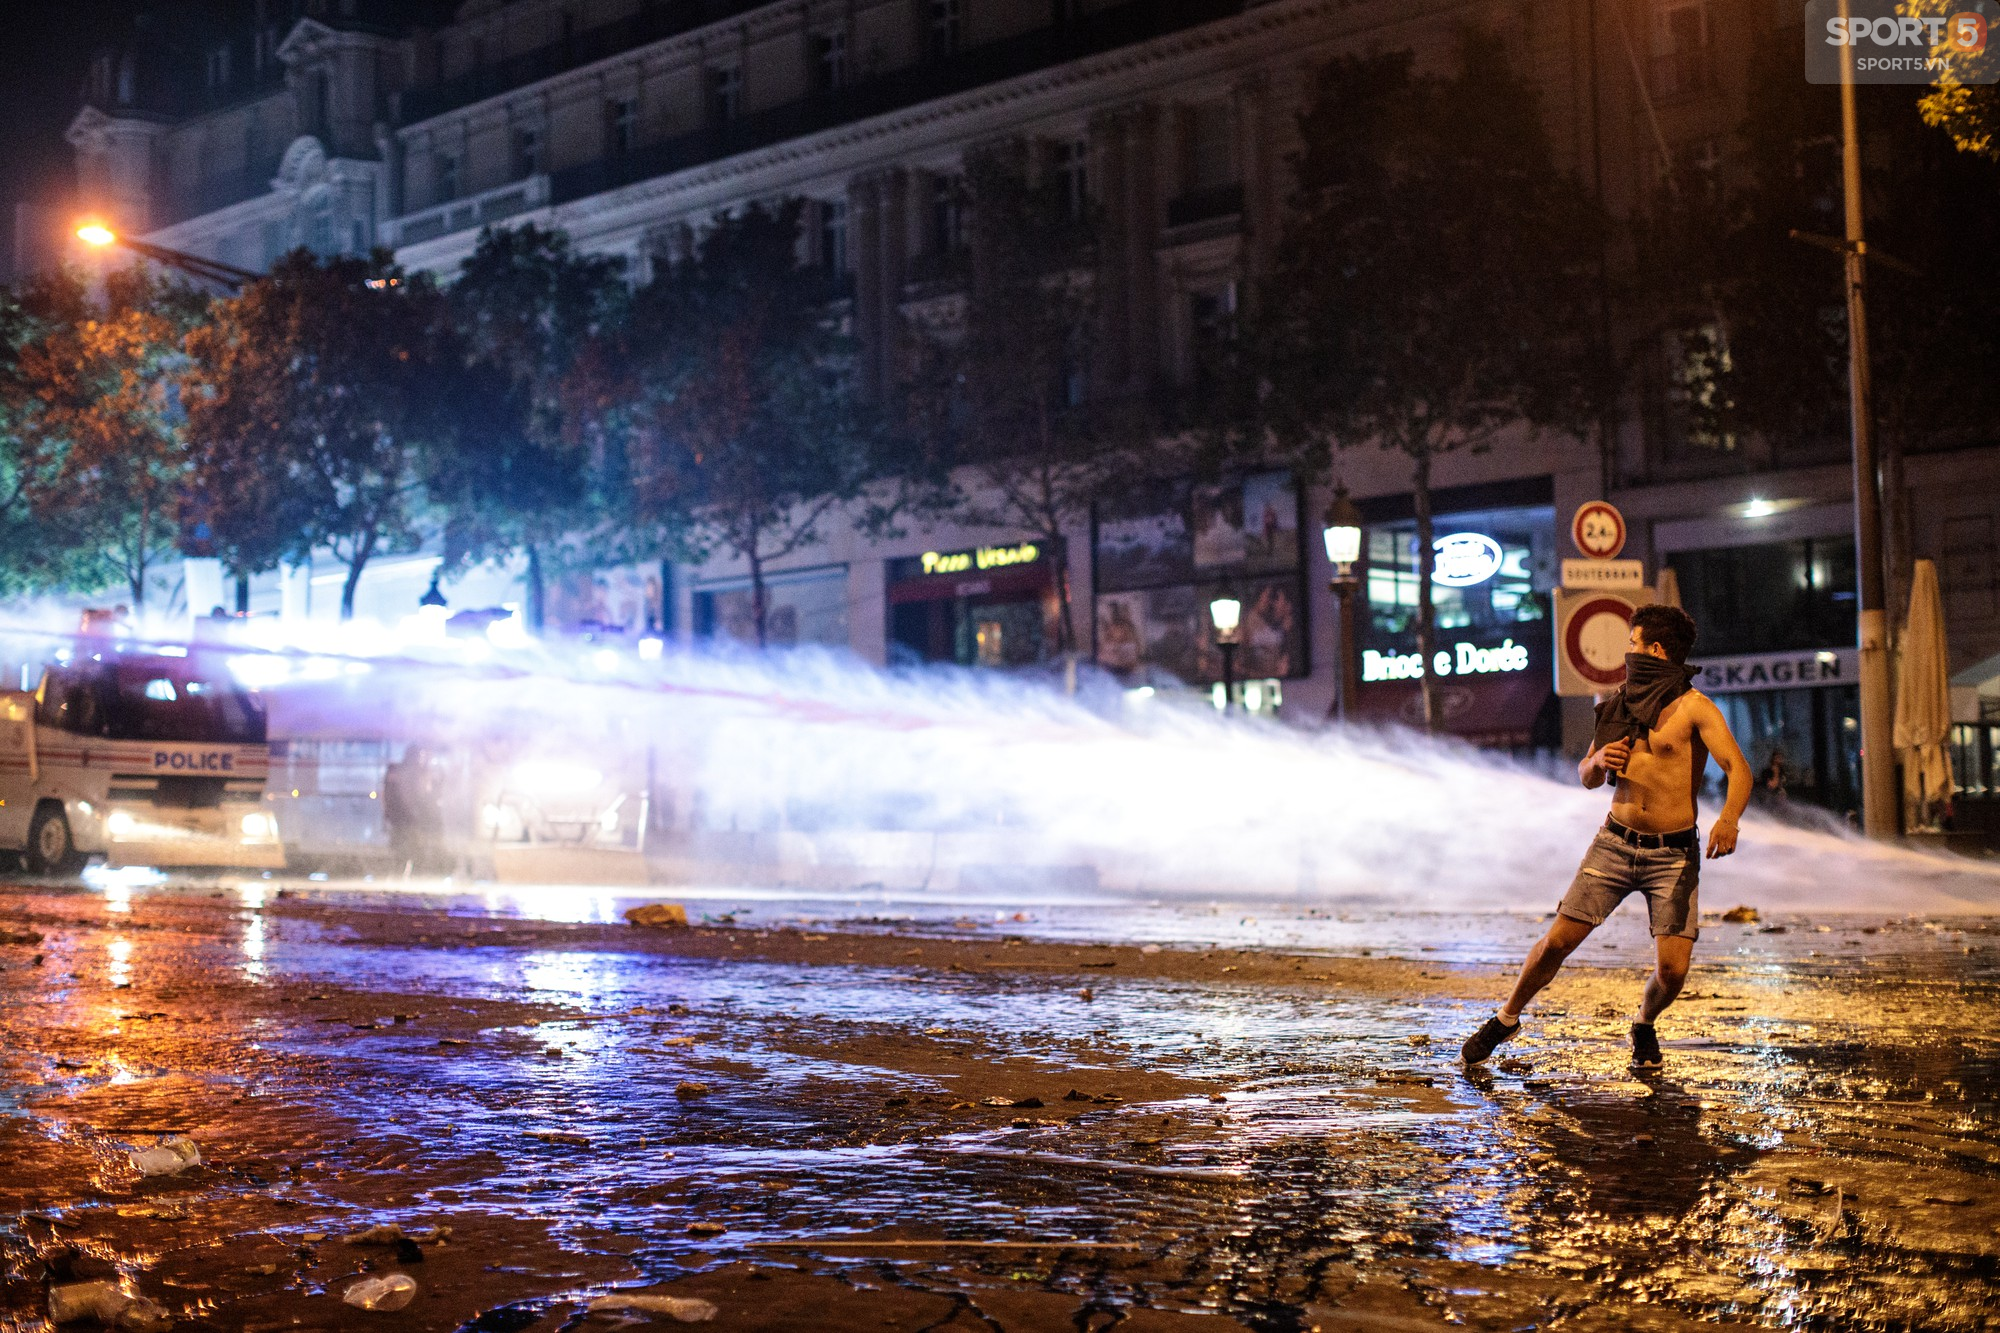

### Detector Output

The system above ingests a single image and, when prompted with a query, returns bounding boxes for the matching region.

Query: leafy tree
[0,277,110,597]
[896,144,1149,656]
[0,267,207,609]
[616,203,876,649]
[182,251,465,619]
[1246,35,1600,731]
[434,224,628,632]
[1904,0,2000,160]
[1648,39,2000,619]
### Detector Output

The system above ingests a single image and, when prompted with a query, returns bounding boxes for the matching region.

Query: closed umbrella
[1893,559,1954,831]
[1655,566,1682,610]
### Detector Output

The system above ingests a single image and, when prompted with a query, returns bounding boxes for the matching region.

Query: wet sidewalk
[1,884,1997,1331]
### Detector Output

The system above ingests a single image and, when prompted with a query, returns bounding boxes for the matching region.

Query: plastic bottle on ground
[48,1281,174,1329]
[343,1274,419,1311]
[129,1136,202,1177]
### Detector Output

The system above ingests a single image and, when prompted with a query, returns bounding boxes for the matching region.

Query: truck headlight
[241,812,278,840]
[107,810,138,837]
[507,761,602,797]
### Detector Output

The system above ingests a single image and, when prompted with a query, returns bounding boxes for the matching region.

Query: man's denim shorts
[1557,825,1701,940]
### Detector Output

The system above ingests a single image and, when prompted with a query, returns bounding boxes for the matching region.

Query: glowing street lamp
[1208,592,1242,713]
[1322,485,1365,723]
[75,220,260,290]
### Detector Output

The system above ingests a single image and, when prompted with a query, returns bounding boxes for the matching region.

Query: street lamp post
[76,223,260,292]
[1322,486,1364,724]
[79,222,263,614]
[1208,593,1242,714]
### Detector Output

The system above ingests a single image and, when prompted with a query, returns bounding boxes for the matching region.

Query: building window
[1054,139,1089,220]
[813,31,847,94]
[303,70,330,132]
[1061,324,1088,408]
[708,67,741,123]
[435,150,461,201]
[1668,537,1856,655]
[929,0,962,60]
[1182,102,1236,194]
[1364,504,1555,649]
[1668,321,1736,452]
[820,199,849,275]
[512,125,541,177]
[606,98,636,154]
[1653,0,1713,96]
[929,172,966,256]
[1187,283,1236,387]
[309,202,335,257]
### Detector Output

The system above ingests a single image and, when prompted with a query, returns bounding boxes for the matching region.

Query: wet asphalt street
[1,882,1998,1332]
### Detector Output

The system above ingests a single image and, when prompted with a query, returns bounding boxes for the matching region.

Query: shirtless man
[1462,605,1753,1072]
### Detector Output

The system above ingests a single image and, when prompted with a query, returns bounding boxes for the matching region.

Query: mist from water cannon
[2,601,1995,916]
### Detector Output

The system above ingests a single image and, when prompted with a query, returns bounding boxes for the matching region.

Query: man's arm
[1579,739,1630,789]
[1695,696,1753,858]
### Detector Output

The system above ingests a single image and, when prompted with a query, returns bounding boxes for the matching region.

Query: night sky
[0,1,148,277]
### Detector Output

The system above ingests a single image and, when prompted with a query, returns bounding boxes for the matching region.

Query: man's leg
[1638,934,1694,1024]
[1502,913,1598,1020]
[1464,913,1597,1064]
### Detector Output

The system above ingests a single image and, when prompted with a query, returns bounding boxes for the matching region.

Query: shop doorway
[886,542,1059,669]
[890,594,1048,668]
[1710,685,1860,820]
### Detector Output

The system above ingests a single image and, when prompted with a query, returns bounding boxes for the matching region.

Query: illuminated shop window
[1364,504,1554,648]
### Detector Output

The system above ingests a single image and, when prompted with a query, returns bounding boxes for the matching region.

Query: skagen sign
[919,542,1042,576]
[1695,648,1858,694]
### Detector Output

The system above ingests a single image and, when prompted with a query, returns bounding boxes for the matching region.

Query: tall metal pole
[1837,0,1897,839]
[1331,576,1361,724]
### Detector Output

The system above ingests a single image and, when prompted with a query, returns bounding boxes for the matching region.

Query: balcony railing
[545,0,1244,209]
[1166,182,1243,230]
[399,2,772,124]
[385,174,550,247]
[154,160,285,229]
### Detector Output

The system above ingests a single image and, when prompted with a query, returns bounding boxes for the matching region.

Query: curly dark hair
[1631,604,1697,664]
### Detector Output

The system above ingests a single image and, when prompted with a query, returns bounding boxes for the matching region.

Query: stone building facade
[61,0,2000,815]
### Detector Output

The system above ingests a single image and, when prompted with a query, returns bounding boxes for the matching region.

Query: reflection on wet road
[1,884,1997,1331]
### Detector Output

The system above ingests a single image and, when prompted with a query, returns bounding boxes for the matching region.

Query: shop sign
[1363,638,1532,683]
[1431,533,1505,586]
[919,542,1041,576]
[1695,648,1858,694]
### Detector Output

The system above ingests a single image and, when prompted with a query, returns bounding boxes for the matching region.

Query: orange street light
[72,219,260,290]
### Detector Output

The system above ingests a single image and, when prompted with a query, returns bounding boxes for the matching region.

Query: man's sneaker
[1461,1015,1520,1064]
[1630,1022,1663,1071]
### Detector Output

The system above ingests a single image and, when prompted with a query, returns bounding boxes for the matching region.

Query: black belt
[1604,817,1698,850]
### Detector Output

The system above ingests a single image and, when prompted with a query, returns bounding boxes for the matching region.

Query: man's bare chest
[1630,701,1704,771]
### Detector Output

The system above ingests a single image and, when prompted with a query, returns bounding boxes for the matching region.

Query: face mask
[1592,653,1696,750]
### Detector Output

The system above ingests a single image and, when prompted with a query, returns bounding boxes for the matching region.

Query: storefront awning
[1352,672,1557,747]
